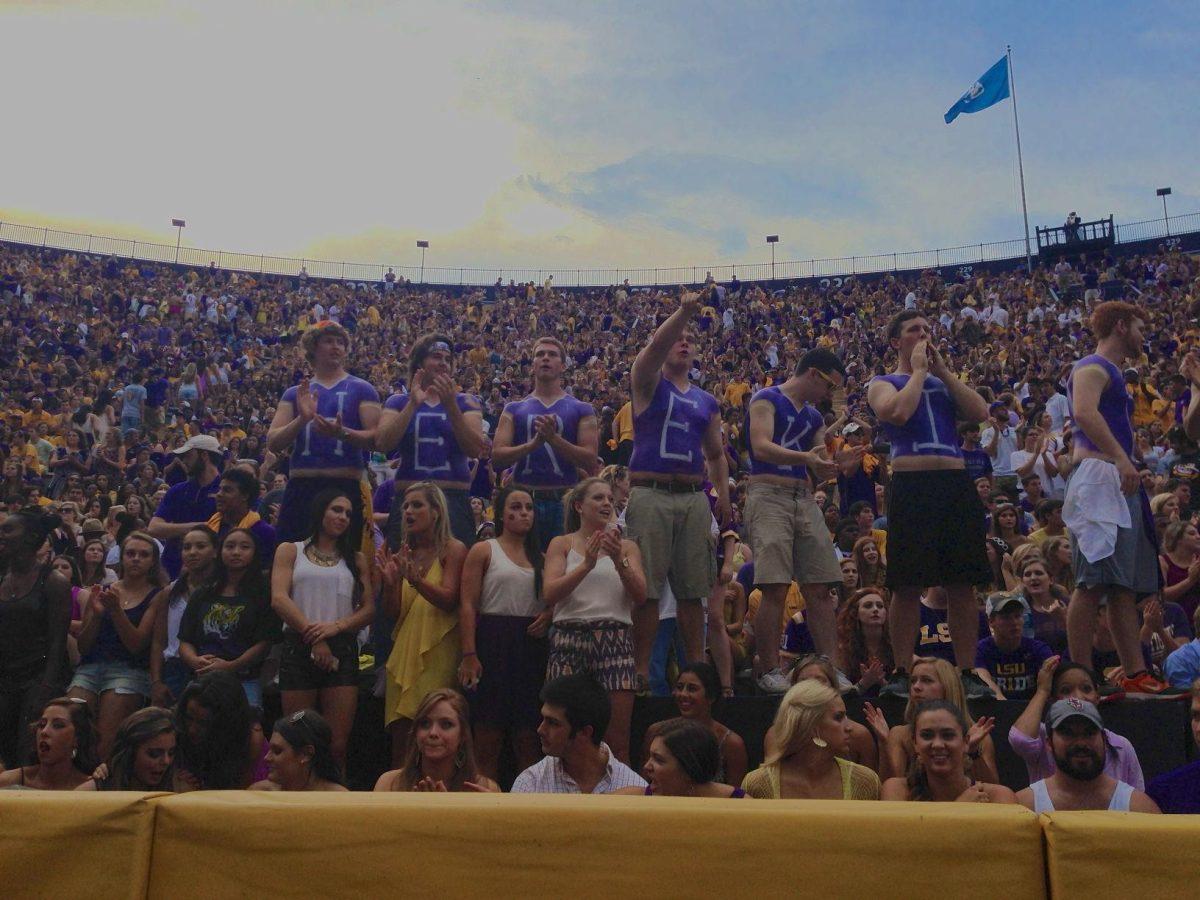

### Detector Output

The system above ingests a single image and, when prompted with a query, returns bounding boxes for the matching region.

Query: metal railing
[0,210,1194,289]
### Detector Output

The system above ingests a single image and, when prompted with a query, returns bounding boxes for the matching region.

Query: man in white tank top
[1016,699,1160,813]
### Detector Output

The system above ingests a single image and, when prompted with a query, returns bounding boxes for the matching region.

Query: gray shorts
[745,482,842,586]
[625,486,716,601]
[1070,486,1159,596]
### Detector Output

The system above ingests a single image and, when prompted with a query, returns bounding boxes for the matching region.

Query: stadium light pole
[766,235,779,283]
[417,240,429,284]
[171,218,186,264]
[1157,187,1172,236]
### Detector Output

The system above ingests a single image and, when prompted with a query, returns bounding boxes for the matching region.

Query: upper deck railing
[1,210,1196,288]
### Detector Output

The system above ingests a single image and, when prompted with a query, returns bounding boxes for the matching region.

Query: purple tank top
[630,378,720,476]
[281,375,379,471]
[747,386,825,480]
[383,392,477,483]
[1067,354,1134,457]
[870,374,962,459]
[503,394,596,487]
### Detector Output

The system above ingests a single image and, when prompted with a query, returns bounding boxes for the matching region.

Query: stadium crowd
[2,237,1200,812]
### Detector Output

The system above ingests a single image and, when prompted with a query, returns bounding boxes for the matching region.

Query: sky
[0,0,1196,278]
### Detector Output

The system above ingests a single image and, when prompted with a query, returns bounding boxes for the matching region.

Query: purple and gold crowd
[2,238,1200,812]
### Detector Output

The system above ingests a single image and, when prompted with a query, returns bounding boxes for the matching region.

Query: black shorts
[470,615,548,730]
[278,633,360,691]
[885,469,990,590]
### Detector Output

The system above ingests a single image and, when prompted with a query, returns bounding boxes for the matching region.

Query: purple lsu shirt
[629,378,720,477]
[747,386,825,481]
[503,394,596,487]
[870,373,963,459]
[280,374,379,471]
[1067,354,1134,457]
[383,391,478,483]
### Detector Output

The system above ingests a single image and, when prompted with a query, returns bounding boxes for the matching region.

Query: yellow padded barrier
[150,793,1045,899]
[0,791,162,900]
[1042,811,1200,899]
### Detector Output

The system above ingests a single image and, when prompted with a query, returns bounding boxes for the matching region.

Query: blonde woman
[740,680,880,800]
[377,483,467,767]
[543,477,645,763]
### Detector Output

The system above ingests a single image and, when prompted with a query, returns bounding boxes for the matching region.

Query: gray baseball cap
[1046,698,1103,732]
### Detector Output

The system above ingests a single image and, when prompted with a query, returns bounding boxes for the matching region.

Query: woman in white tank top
[270,489,374,768]
[457,487,550,778]
[542,478,646,762]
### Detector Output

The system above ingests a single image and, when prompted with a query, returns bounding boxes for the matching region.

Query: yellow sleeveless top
[383,558,459,725]
[740,757,880,801]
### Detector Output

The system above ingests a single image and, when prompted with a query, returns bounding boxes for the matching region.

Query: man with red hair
[1065,301,1173,694]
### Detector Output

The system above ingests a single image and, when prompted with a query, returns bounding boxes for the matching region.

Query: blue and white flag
[944,56,1010,124]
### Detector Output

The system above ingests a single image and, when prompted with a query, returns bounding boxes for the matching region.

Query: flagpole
[1007,44,1033,274]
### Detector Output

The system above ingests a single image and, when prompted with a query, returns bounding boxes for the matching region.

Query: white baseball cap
[173,434,221,455]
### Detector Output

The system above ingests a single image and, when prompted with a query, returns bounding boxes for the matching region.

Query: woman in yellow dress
[377,482,468,767]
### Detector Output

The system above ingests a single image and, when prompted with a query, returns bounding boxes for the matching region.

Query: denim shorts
[70,660,151,697]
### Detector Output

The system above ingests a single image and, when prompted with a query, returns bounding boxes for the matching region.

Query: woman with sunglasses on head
[271,489,374,768]
[76,706,177,792]
[881,700,1017,803]
[456,486,549,780]
[178,528,281,706]
[741,680,880,800]
[373,688,497,792]
[0,509,73,769]
[376,333,486,547]
[0,696,97,790]
[149,526,218,709]
[267,320,380,550]
[250,709,347,792]
[763,653,881,774]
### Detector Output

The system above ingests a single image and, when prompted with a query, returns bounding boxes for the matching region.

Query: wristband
[462,651,477,657]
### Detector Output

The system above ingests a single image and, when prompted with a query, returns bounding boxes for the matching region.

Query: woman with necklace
[271,489,374,769]
[68,530,167,759]
[881,700,1016,803]
[0,509,72,769]
[378,482,467,767]
[266,321,381,552]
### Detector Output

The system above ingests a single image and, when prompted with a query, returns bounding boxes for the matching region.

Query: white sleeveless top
[553,549,631,625]
[479,539,540,618]
[287,540,355,630]
[1030,778,1133,813]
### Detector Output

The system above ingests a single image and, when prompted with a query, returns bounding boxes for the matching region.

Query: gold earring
[812,737,828,748]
